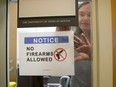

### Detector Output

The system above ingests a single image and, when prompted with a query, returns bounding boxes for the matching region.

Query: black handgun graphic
[56,50,63,60]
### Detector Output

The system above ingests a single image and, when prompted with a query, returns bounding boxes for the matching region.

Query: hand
[74,33,92,62]
[74,53,89,62]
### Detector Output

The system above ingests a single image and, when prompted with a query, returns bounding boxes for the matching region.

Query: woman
[74,1,92,62]
[70,1,92,87]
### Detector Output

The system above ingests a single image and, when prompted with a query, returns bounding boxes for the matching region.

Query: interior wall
[9,2,17,81]
[92,0,98,87]
[111,0,116,87]
[0,0,7,87]
[97,0,113,87]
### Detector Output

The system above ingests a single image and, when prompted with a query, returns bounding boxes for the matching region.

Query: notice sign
[17,29,74,76]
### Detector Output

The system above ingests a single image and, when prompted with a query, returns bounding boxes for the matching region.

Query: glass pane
[9,0,92,87]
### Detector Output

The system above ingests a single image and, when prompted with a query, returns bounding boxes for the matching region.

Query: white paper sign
[17,28,74,76]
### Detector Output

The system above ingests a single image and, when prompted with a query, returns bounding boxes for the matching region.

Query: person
[74,1,91,61]
[56,2,92,61]
[70,1,92,87]
[47,1,92,87]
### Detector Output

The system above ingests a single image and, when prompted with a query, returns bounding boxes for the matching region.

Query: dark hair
[78,1,90,10]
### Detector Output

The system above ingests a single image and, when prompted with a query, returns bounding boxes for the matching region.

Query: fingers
[81,33,91,46]
[74,53,89,62]
[75,45,91,58]
[74,40,81,48]
[74,35,85,46]
[74,35,82,43]
[76,45,88,53]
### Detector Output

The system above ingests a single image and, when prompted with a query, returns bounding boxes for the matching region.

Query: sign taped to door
[17,28,74,76]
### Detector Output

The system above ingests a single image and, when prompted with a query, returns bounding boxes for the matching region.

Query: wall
[97,0,113,87]
[92,0,113,87]
[0,0,7,87]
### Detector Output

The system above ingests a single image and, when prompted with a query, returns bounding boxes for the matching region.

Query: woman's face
[79,4,91,33]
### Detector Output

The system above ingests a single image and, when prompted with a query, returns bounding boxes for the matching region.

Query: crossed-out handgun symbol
[56,50,64,60]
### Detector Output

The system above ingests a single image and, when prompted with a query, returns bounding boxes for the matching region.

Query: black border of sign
[18,16,77,28]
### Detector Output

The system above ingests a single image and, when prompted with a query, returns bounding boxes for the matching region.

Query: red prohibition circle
[54,48,67,62]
